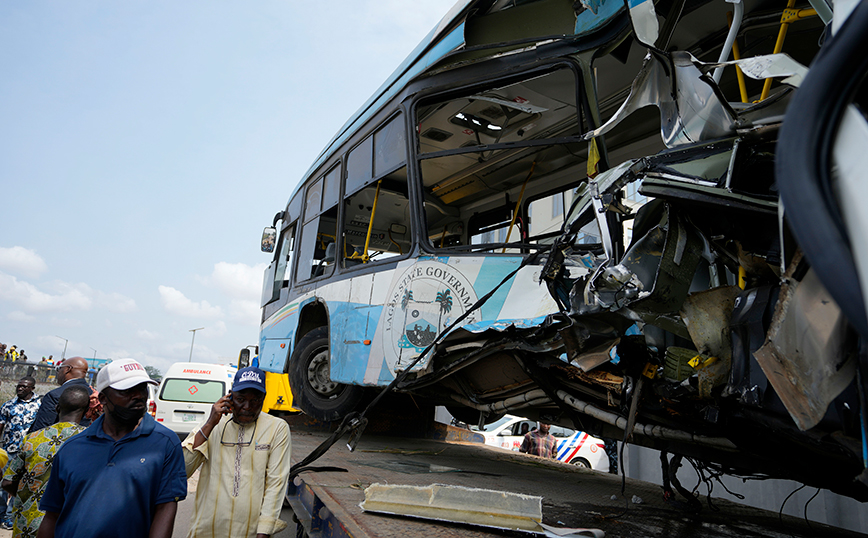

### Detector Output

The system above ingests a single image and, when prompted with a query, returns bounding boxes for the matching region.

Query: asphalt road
[0,470,296,538]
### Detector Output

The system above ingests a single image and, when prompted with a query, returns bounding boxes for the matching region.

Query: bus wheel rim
[307,349,339,396]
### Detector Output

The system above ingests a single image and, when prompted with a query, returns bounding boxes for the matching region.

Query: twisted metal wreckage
[285,0,868,505]
[391,1,868,503]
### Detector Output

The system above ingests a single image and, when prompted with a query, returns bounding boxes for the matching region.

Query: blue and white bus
[255,0,868,501]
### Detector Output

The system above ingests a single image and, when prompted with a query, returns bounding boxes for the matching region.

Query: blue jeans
[0,488,8,521]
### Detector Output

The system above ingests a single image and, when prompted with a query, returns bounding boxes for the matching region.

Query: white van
[154,362,237,437]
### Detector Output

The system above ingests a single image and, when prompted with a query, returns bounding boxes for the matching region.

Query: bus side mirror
[261,227,276,253]
[238,348,251,368]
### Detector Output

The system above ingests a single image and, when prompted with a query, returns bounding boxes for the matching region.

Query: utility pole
[55,336,69,361]
[188,328,204,362]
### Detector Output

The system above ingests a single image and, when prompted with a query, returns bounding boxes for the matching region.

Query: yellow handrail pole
[728,11,749,103]
[761,0,797,101]
[361,180,382,263]
[502,161,536,253]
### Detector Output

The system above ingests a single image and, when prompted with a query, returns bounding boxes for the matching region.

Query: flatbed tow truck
[256,0,868,534]
[285,407,865,538]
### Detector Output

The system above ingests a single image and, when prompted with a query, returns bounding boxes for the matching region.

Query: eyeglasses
[220,421,257,447]
[55,364,72,372]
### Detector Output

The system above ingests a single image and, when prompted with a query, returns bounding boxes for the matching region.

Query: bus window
[297,167,340,282]
[346,136,373,197]
[374,115,406,176]
[528,187,579,241]
[468,206,520,249]
[415,67,582,252]
[344,167,411,266]
[343,114,410,267]
[270,224,295,303]
[322,163,340,210]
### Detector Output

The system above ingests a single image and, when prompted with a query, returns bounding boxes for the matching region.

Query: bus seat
[323,242,336,264]
[313,242,336,277]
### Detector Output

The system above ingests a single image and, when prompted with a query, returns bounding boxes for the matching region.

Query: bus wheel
[289,327,364,422]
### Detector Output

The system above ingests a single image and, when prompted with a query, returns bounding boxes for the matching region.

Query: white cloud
[6,311,35,322]
[96,291,137,313]
[0,246,48,279]
[211,320,227,336]
[201,262,267,300]
[49,316,83,328]
[188,344,219,364]
[229,299,261,326]
[0,272,92,313]
[0,271,137,316]
[148,341,219,366]
[137,329,159,340]
[158,285,223,319]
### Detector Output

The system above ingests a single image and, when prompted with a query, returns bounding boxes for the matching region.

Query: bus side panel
[363,256,560,384]
[328,301,385,385]
[259,297,311,373]
[327,270,393,386]
[260,338,293,373]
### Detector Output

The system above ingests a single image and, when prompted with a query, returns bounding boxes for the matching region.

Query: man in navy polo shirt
[37,359,187,538]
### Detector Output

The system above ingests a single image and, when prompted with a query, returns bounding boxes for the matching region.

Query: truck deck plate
[285,417,864,538]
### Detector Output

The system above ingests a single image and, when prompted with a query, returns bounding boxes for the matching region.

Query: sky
[0,0,458,376]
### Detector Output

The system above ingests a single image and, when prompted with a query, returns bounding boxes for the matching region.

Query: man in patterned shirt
[0,376,41,530]
[1,386,89,538]
[519,422,558,459]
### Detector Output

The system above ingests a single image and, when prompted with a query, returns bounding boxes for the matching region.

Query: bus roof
[286,0,627,208]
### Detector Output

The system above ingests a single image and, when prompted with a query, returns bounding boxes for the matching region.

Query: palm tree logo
[401,289,413,311]
[436,289,453,329]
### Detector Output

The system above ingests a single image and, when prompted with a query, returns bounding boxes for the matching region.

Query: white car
[479,415,609,471]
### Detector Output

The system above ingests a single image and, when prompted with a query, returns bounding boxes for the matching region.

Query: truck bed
[285,415,865,538]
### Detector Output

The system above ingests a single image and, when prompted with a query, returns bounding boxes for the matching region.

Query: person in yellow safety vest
[7,347,18,363]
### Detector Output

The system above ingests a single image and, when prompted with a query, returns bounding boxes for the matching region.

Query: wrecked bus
[257,0,868,502]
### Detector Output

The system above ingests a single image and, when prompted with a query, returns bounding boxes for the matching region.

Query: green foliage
[144,365,162,381]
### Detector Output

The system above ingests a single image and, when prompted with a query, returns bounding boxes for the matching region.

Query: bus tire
[289,327,364,422]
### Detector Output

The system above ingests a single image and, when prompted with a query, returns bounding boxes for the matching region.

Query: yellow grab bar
[360,180,382,263]
[761,1,818,100]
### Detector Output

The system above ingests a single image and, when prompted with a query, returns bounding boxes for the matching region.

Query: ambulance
[154,362,236,437]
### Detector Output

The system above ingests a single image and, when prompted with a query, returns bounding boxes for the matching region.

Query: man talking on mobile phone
[182,366,291,538]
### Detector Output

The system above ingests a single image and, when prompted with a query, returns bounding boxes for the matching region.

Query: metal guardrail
[0,361,57,383]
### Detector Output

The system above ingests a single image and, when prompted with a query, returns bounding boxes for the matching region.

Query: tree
[144,365,162,382]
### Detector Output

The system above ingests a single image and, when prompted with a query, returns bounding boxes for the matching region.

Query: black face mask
[106,399,145,426]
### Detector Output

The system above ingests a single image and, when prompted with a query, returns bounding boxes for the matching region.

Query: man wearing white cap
[37,359,187,538]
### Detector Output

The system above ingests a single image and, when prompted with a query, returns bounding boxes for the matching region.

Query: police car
[479,415,609,471]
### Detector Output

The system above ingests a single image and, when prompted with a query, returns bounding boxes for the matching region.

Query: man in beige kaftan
[182,367,291,538]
